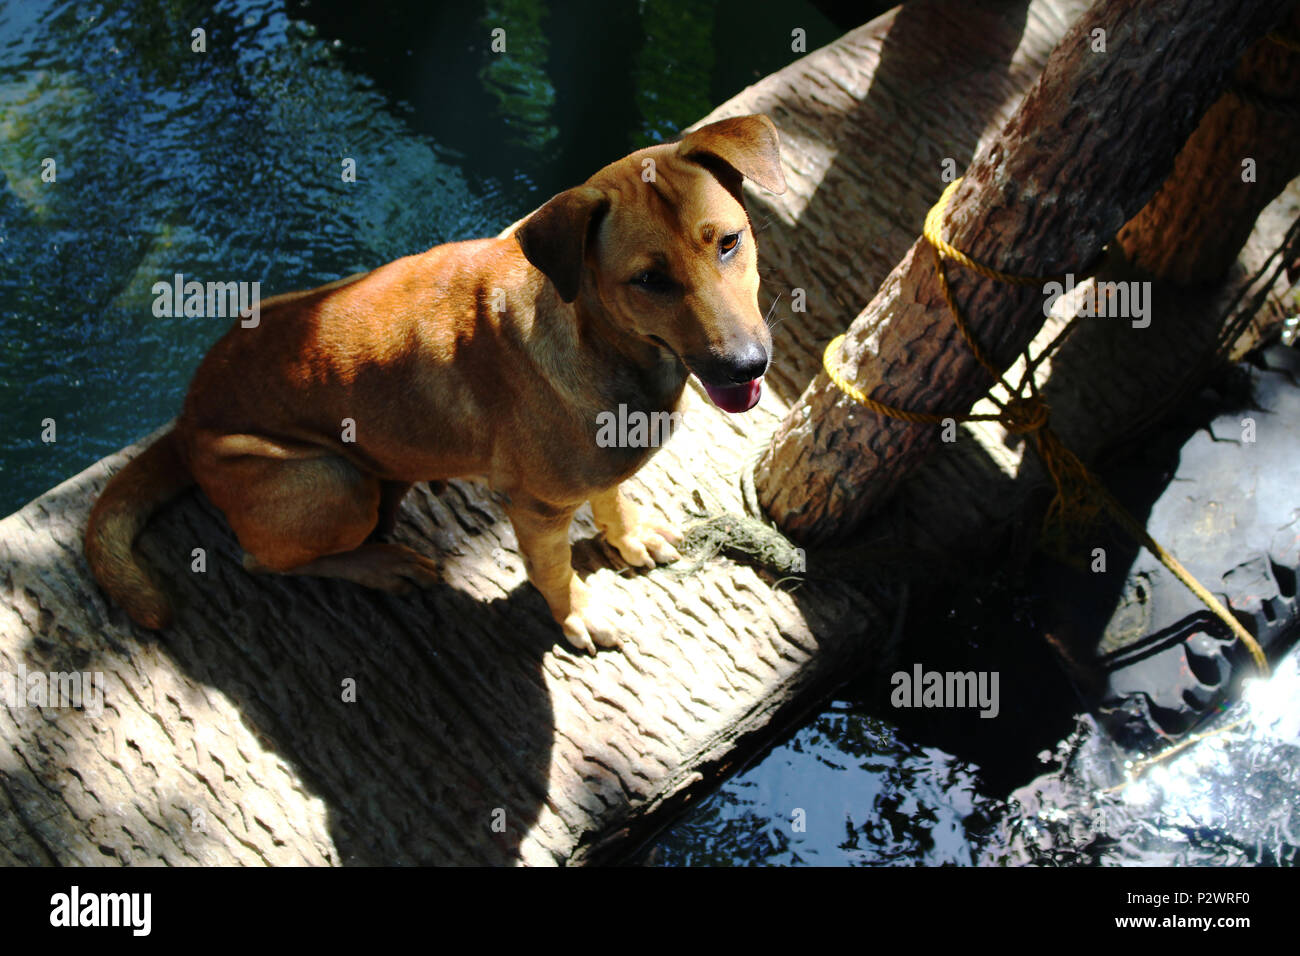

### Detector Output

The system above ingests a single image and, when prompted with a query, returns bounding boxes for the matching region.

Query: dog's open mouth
[701,378,763,413]
[649,337,765,414]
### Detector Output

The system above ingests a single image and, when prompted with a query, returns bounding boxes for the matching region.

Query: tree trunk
[1117,5,1300,282]
[754,0,1294,545]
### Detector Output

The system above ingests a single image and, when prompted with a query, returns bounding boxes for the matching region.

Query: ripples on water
[648,703,1004,866]
[0,0,517,513]
[650,644,1300,866]
[998,646,1300,866]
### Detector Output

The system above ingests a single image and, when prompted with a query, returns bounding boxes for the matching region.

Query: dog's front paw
[607,520,684,569]
[558,575,624,655]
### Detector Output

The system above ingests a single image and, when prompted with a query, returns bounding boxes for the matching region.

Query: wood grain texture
[754,0,1294,543]
[3,0,1294,866]
[1118,5,1300,282]
[1,389,877,865]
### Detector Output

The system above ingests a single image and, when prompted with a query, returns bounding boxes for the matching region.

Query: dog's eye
[719,232,741,256]
[631,270,672,293]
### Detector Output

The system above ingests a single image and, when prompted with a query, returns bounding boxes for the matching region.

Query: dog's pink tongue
[703,377,763,413]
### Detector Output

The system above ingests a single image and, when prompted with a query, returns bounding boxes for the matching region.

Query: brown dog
[85,114,786,654]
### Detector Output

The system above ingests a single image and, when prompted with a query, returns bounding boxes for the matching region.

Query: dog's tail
[84,430,195,629]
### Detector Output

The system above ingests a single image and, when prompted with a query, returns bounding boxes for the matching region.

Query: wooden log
[885,186,1299,571]
[753,0,1295,545]
[1117,5,1300,283]
[0,424,881,866]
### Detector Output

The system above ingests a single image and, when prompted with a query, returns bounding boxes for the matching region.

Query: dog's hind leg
[369,480,414,539]
[192,433,439,592]
[243,543,440,593]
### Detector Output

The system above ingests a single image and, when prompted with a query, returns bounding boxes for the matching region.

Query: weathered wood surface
[2,0,1294,866]
[884,182,1299,572]
[1118,5,1300,284]
[752,0,1295,543]
[1,413,877,866]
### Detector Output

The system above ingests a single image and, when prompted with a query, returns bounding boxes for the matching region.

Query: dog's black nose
[725,342,769,383]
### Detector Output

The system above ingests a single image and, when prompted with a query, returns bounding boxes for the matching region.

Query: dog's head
[516,114,787,413]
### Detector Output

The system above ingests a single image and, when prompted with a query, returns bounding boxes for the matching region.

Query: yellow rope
[822,334,1004,426]
[1100,485,1266,673]
[1101,716,1251,792]
[922,179,1053,289]
[823,176,1270,676]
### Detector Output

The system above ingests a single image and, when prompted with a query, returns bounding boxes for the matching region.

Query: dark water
[646,576,1081,866]
[4,0,1295,868]
[644,648,1300,866]
[642,493,1299,866]
[647,701,1010,866]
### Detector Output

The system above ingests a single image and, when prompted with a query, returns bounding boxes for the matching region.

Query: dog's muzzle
[690,342,768,413]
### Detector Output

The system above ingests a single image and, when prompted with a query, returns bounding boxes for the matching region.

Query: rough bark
[754,0,1294,545]
[1117,5,1300,283]
[887,185,1299,570]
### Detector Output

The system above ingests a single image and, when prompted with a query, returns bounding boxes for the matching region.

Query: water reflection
[631,0,714,147]
[479,0,557,153]
[652,642,1300,866]
[999,646,1300,866]
[651,702,1002,866]
[0,0,514,514]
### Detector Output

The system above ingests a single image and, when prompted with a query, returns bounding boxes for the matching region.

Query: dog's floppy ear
[515,186,609,303]
[676,114,787,195]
